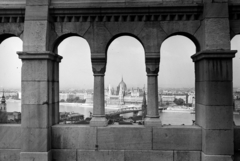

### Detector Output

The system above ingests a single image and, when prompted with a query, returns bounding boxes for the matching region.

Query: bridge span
[106,106,167,116]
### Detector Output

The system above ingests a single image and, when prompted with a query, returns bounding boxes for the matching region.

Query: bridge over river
[106,106,167,116]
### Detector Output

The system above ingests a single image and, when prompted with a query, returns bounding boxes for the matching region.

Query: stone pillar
[145,54,161,126]
[192,50,236,160]
[18,52,57,161]
[90,54,107,127]
[52,56,62,125]
[20,0,52,160]
[194,2,235,160]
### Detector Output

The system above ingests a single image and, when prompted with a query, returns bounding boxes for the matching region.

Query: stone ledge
[52,125,96,149]
[97,126,152,150]
[191,50,237,62]
[153,126,202,151]
[0,149,20,161]
[0,124,21,149]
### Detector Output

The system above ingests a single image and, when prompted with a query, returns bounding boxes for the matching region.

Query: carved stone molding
[17,51,62,62]
[145,55,160,76]
[91,53,106,76]
[191,50,237,62]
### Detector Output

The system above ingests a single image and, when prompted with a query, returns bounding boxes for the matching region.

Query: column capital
[91,53,106,76]
[191,50,237,62]
[17,51,63,62]
[145,54,160,76]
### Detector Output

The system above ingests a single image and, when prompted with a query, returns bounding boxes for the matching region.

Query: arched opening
[57,36,93,124]
[231,35,240,126]
[159,35,196,125]
[105,35,146,124]
[0,36,22,124]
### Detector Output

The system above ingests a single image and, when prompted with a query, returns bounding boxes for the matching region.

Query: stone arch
[105,33,145,57]
[0,33,21,44]
[162,32,201,53]
[52,33,91,54]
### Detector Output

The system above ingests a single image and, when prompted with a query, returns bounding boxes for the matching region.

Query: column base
[20,151,51,161]
[144,117,162,127]
[202,152,233,161]
[90,117,108,127]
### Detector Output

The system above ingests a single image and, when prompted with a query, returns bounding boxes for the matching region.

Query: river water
[6,100,240,126]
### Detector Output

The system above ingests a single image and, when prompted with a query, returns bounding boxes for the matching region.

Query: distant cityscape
[0,79,240,124]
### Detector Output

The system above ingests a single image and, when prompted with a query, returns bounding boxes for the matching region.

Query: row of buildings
[59,78,196,107]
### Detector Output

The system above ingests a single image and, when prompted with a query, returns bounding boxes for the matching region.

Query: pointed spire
[1,88,6,104]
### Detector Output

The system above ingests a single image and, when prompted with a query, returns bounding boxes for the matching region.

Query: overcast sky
[1,35,240,90]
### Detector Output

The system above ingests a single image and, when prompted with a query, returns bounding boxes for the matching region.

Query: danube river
[6,100,240,125]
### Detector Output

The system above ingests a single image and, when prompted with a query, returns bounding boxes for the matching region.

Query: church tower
[0,90,6,112]
[0,90,7,123]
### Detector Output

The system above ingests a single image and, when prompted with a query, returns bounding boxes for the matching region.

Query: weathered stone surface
[21,127,51,152]
[202,152,233,161]
[77,150,124,161]
[54,22,91,38]
[204,18,230,50]
[0,149,20,161]
[26,0,50,6]
[195,58,232,82]
[52,125,96,149]
[196,104,233,130]
[0,125,21,149]
[160,21,201,38]
[22,81,49,105]
[145,76,161,127]
[202,129,233,155]
[98,126,152,150]
[52,102,59,125]
[234,152,240,161]
[204,3,228,18]
[20,151,51,161]
[197,81,232,106]
[90,117,108,127]
[153,126,202,150]
[52,149,76,161]
[84,22,111,53]
[25,6,49,21]
[144,118,162,127]
[104,22,145,38]
[21,104,51,128]
[125,150,173,161]
[53,82,59,103]
[0,23,24,38]
[234,127,240,151]
[22,60,53,81]
[23,21,49,52]
[139,22,166,53]
[174,151,201,161]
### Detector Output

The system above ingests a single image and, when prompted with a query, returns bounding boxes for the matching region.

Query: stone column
[192,50,236,160]
[145,54,161,126]
[90,54,107,127]
[52,55,62,125]
[195,2,236,160]
[20,0,52,160]
[18,52,56,161]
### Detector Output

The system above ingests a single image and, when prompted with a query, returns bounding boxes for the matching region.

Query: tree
[174,98,185,106]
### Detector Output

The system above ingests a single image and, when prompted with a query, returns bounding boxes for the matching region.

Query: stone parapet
[153,126,202,151]
[202,129,233,155]
[0,124,21,149]
[0,149,20,161]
